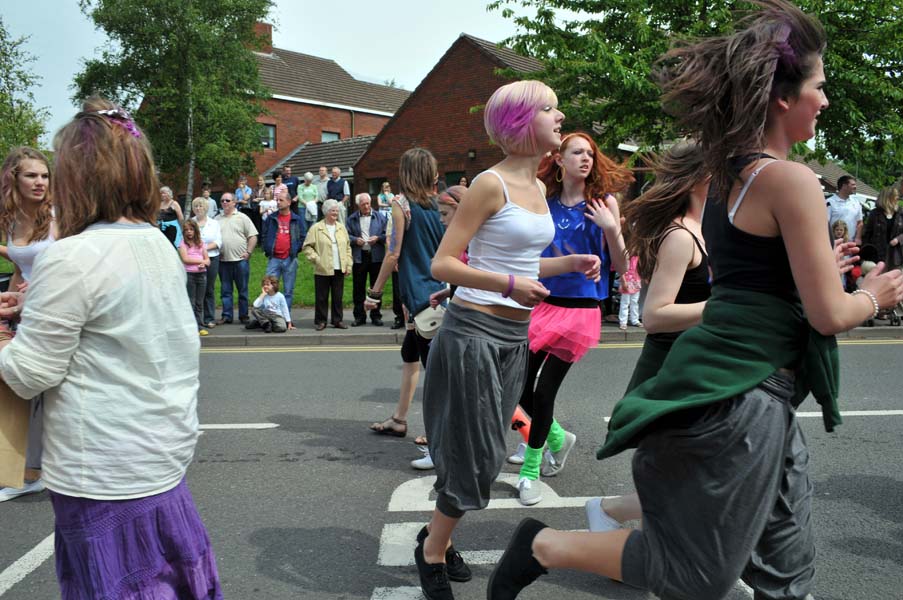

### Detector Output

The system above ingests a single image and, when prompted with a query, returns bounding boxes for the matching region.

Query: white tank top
[454,170,555,310]
[7,228,55,282]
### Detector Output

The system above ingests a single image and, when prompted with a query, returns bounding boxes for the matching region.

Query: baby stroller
[857,244,902,326]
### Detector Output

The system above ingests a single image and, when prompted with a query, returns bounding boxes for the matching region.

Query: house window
[321,131,340,143]
[260,124,276,149]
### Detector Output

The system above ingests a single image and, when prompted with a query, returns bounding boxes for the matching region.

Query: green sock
[519,445,544,480]
[547,419,566,453]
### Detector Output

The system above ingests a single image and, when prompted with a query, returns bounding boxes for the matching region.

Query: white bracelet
[852,289,879,319]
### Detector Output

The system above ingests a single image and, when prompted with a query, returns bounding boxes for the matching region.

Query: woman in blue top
[514,132,632,506]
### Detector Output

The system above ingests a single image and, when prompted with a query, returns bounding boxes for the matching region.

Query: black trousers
[314,270,344,325]
[391,271,403,320]
[352,251,383,322]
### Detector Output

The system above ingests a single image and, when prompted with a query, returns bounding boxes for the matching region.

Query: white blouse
[0,222,201,500]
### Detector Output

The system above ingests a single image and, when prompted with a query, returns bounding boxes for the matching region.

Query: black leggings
[518,350,573,449]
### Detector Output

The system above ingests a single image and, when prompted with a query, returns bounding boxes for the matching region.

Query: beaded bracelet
[367,288,383,299]
[852,288,879,319]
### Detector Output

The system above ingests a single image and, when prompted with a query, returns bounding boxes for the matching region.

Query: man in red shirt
[261,190,305,328]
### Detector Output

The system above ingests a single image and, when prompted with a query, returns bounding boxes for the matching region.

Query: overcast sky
[4,0,550,147]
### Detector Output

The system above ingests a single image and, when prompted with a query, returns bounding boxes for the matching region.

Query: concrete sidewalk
[200,307,903,347]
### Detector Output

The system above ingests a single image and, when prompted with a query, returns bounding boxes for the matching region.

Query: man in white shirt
[827,175,862,244]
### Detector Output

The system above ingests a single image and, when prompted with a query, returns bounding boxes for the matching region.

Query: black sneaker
[487,518,549,600]
[262,321,272,333]
[391,317,405,329]
[414,541,454,600]
[351,319,366,327]
[416,526,472,582]
[245,320,261,330]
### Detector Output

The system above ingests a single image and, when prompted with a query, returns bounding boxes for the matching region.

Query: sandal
[370,416,407,437]
[414,435,428,446]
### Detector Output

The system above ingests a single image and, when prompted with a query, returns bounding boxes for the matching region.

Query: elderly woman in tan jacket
[303,198,353,330]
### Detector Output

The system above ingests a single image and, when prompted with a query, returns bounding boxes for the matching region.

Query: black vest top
[648,224,711,345]
[702,156,798,302]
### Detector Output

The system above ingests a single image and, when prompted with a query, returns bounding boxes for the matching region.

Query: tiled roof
[268,136,376,179]
[461,34,544,73]
[255,48,410,114]
[792,155,879,198]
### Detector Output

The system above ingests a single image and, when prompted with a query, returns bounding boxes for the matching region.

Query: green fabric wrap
[599,286,840,460]
[625,336,673,394]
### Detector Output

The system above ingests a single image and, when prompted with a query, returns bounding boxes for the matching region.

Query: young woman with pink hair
[412,80,601,600]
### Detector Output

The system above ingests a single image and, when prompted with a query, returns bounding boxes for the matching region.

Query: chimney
[254,22,273,54]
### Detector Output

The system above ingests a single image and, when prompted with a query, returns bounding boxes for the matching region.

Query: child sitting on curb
[246,275,293,332]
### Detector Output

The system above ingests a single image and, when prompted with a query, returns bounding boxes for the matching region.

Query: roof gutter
[271,94,395,117]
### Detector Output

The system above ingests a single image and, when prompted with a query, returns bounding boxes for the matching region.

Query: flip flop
[370,416,407,437]
[414,435,428,446]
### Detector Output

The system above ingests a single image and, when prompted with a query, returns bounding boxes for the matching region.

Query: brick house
[353,34,544,196]
[250,23,409,181]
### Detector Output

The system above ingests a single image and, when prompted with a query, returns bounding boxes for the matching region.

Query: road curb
[200,325,902,348]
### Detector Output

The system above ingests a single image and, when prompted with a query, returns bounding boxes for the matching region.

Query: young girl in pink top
[179,218,210,335]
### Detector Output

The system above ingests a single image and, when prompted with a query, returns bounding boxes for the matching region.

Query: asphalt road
[1,341,902,599]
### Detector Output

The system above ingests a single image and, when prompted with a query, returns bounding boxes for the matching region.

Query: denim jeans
[203,255,220,325]
[219,259,250,320]
[266,256,299,310]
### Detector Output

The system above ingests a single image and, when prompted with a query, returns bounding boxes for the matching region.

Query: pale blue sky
[4,0,550,147]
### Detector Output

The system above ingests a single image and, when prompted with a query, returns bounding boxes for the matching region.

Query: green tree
[0,16,49,156]
[489,0,903,184]
[74,0,274,200]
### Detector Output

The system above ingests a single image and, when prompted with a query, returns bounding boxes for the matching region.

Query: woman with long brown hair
[513,132,632,507]
[365,149,447,447]
[489,2,903,598]
[0,146,55,503]
[0,98,221,598]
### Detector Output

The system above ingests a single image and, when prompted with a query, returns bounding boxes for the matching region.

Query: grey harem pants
[622,371,816,600]
[423,302,529,518]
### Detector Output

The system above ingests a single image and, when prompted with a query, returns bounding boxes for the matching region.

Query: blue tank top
[538,195,611,300]
[398,199,446,315]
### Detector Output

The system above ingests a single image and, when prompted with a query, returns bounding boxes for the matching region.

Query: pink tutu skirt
[528,301,601,363]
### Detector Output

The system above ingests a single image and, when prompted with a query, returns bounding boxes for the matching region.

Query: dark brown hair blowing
[623,142,707,282]
[655,0,826,197]
[52,97,159,238]
[0,147,53,243]
[538,132,634,200]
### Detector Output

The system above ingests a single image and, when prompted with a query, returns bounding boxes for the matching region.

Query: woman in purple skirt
[0,97,221,600]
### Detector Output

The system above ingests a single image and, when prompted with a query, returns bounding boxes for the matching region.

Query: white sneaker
[507,442,527,465]
[411,447,434,470]
[541,431,577,477]
[585,497,622,532]
[0,479,45,502]
[517,477,542,506]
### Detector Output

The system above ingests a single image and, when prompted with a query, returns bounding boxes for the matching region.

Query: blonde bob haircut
[484,80,557,156]
[53,97,159,238]
[191,197,208,213]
